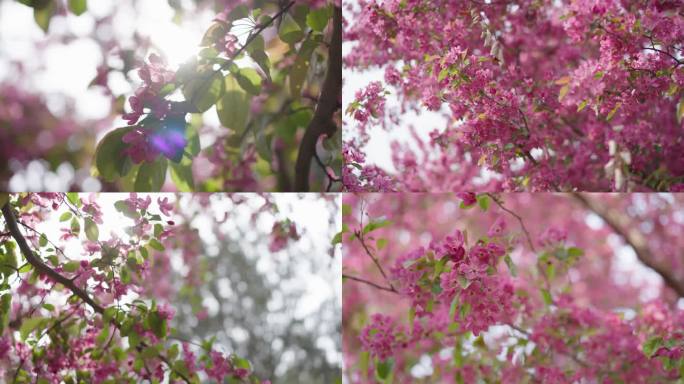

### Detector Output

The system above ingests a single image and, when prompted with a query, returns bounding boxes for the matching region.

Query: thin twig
[313,151,340,192]
[185,1,296,112]
[355,231,396,291]
[486,193,537,253]
[342,273,398,294]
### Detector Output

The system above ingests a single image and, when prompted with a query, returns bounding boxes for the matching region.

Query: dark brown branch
[294,6,342,191]
[313,151,340,192]
[571,193,684,297]
[342,273,398,294]
[2,203,104,313]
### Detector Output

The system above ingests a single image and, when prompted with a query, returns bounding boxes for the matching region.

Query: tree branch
[486,193,537,253]
[571,193,684,297]
[342,273,398,294]
[1,202,192,383]
[294,6,342,191]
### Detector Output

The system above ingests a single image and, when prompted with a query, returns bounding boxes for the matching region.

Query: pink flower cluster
[268,220,300,252]
[344,0,684,191]
[359,314,400,360]
[122,54,175,126]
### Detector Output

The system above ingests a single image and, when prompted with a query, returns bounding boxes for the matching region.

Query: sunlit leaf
[68,0,87,15]
[216,75,251,135]
[84,218,99,242]
[278,12,304,45]
[95,127,134,181]
[134,157,168,192]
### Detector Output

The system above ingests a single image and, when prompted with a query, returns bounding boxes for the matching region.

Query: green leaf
[289,36,316,98]
[606,102,622,121]
[577,99,589,112]
[375,358,393,381]
[377,238,388,250]
[66,192,80,207]
[84,218,99,242]
[59,212,73,222]
[278,12,304,45]
[154,224,163,238]
[449,296,458,319]
[306,6,330,32]
[148,239,165,251]
[63,261,80,273]
[362,219,392,235]
[331,231,343,245]
[246,35,271,80]
[200,22,228,47]
[235,68,262,95]
[540,288,553,306]
[33,3,55,33]
[41,303,55,311]
[70,218,80,235]
[504,255,517,277]
[134,158,168,192]
[567,247,584,258]
[216,75,251,135]
[185,123,201,157]
[120,267,131,284]
[39,233,48,247]
[477,194,490,211]
[643,336,664,357]
[147,311,167,339]
[0,294,10,334]
[677,98,684,124]
[342,204,352,216]
[19,317,48,341]
[95,127,134,181]
[68,0,87,15]
[182,69,225,113]
[234,357,251,370]
[169,161,194,192]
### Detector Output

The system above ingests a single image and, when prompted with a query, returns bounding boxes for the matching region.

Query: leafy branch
[0,201,192,383]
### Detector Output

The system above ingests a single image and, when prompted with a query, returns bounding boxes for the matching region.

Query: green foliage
[290,35,317,98]
[375,358,393,382]
[134,157,168,192]
[306,6,331,32]
[19,316,49,341]
[182,67,225,113]
[63,261,80,273]
[169,160,194,192]
[59,212,73,222]
[643,336,664,358]
[217,75,251,135]
[0,294,10,334]
[84,218,99,242]
[148,239,165,251]
[278,12,304,45]
[362,218,392,235]
[234,68,263,96]
[95,127,134,182]
[67,0,87,15]
[147,311,167,339]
